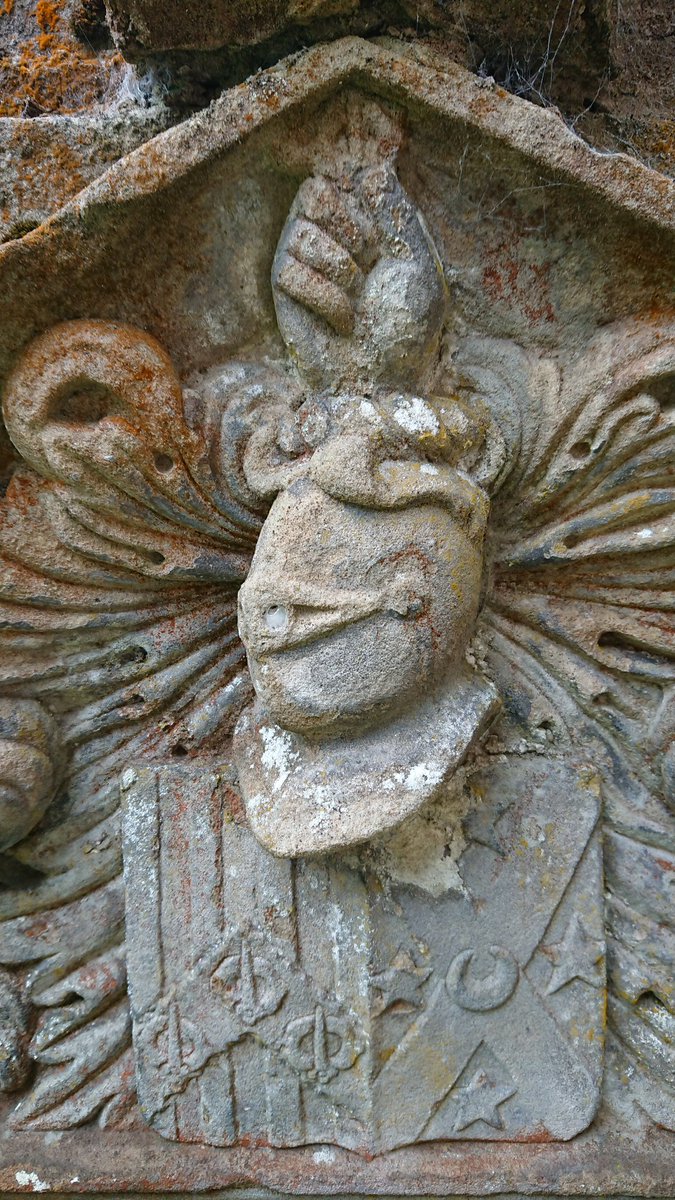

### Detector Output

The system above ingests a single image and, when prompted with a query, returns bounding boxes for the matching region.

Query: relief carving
[0,46,672,1170]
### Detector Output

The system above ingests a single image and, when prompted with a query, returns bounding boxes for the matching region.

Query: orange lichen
[641,118,675,174]
[2,0,15,16]
[0,0,119,116]
[35,0,60,31]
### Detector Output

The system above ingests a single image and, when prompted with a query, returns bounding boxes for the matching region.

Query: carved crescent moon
[445,945,519,1012]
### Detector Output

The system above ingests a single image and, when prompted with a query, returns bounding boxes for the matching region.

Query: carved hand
[274,174,376,338]
[272,166,445,390]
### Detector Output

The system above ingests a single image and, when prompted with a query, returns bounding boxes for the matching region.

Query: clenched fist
[272,166,446,391]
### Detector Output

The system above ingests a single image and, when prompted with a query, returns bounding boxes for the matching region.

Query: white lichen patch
[359,400,379,423]
[404,761,444,791]
[244,790,274,817]
[393,396,439,437]
[15,1172,50,1193]
[259,725,300,791]
[308,785,342,834]
[312,1146,337,1164]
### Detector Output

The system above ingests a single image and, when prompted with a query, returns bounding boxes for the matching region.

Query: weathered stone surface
[0,0,119,117]
[96,0,675,172]
[0,106,170,243]
[105,0,360,54]
[0,30,672,1199]
[0,0,170,247]
[121,756,604,1149]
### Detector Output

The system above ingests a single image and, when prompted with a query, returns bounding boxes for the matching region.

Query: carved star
[462,795,511,857]
[545,914,604,995]
[371,948,431,1016]
[451,1068,516,1132]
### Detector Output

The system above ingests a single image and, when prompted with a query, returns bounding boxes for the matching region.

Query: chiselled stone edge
[1,35,673,260]
[1,1127,674,1195]
[7,1195,675,1200]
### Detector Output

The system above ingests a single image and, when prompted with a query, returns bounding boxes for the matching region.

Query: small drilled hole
[265,604,289,632]
[57,991,83,1007]
[129,694,145,705]
[149,550,165,565]
[570,440,592,459]
[171,743,188,758]
[119,645,148,665]
[593,691,612,706]
[154,452,174,473]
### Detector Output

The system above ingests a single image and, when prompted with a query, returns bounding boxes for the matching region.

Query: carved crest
[0,39,672,1159]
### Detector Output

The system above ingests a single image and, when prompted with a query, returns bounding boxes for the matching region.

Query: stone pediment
[0,36,672,392]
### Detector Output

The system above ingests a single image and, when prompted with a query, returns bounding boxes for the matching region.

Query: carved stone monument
[0,34,672,1198]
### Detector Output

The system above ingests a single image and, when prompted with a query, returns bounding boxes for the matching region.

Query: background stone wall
[0,0,673,245]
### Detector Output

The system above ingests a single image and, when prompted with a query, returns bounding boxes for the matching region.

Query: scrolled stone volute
[0,698,61,854]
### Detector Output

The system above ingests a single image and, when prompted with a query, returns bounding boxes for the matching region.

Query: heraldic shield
[122,755,604,1151]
